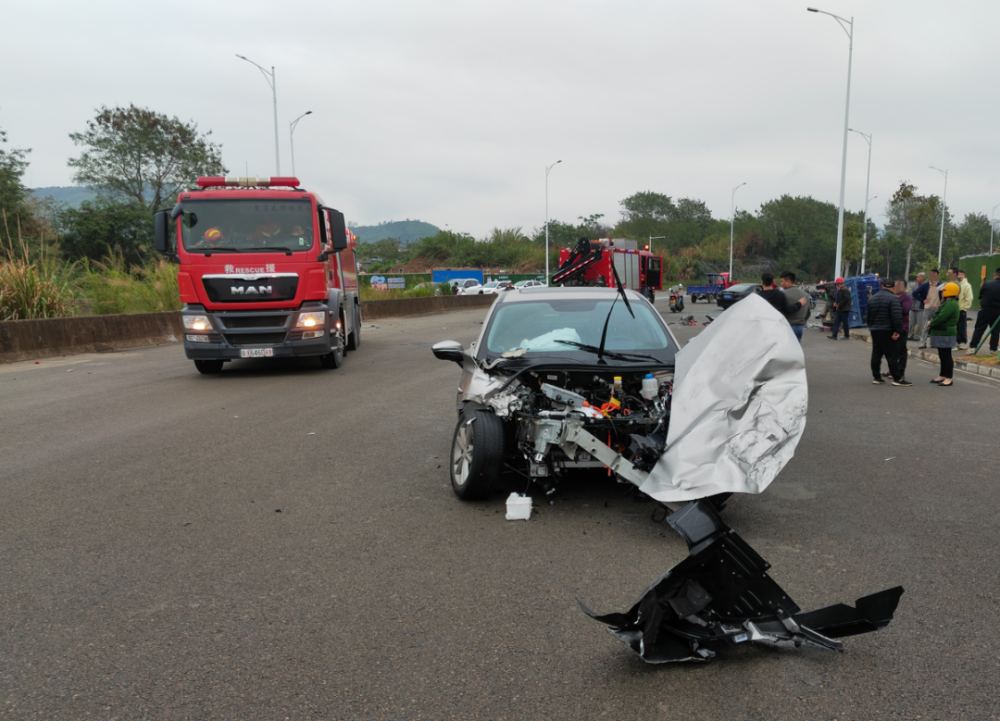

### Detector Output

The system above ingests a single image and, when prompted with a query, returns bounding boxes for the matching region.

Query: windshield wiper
[248,247,293,255]
[554,340,659,363]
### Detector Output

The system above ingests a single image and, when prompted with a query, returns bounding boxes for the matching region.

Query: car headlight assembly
[183,315,212,331]
[296,311,326,329]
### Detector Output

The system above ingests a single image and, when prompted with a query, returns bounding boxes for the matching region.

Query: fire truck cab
[154,176,361,374]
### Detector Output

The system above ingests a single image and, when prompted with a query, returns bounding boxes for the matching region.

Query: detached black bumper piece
[580,501,903,663]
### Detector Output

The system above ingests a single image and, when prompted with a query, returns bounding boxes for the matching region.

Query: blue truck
[687,272,736,303]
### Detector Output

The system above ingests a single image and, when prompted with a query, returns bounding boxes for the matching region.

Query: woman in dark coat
[927,282,960,386]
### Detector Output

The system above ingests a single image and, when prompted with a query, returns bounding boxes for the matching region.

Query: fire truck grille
[224,332,287,347]
[220,315,290,329]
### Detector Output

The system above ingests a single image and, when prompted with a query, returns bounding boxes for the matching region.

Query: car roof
[494,285,647,305]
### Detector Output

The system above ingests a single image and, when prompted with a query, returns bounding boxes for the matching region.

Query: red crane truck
[154,176,361,374]
[553,238,663,301]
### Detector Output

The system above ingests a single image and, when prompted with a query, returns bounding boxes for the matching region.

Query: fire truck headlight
[296,311,326,328]
[183,315,211,331]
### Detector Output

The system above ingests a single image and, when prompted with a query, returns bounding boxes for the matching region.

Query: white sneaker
[957,343,968,350]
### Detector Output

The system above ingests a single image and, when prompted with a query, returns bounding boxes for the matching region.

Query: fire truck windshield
[178,200,315,253]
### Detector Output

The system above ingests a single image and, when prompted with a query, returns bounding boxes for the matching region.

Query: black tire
[450,409,504,500]
[194,359,224,374]
[346,304,361,351]
[320,320,345,369]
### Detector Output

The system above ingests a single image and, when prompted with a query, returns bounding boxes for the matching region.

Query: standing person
[928,282,960,386]
[918,269,941,348]
[891,280,913,380]
[779,271,810,342]
[452,282,459,295]
[909,272,929,340]
[756,272,789,314]
[969,267,1000,355]
[956,269,973,349]
[828,277,852,340]
[866,278,910,386]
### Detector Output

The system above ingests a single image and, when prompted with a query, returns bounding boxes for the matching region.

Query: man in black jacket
[828,277,852,339]
[866,278,911,386]
[970,267,1000,354]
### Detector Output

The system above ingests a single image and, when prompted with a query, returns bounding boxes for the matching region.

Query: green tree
[68,105,226,213]
[0,126,31,227]
[57,197,155,266]
[952,212,991,258]
[756,195,839,278]
[884,182,938,280]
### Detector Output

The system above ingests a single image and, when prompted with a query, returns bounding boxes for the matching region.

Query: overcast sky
[4,0,999,237]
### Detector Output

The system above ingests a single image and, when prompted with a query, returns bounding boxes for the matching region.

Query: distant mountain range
[349,219,441,245]
[31,187,441,243]
[31,186,98,208]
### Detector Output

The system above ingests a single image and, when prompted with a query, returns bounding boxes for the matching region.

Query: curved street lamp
[930,166,948,265]
[237,54,280,175]
[545,160,562,284]
[808,7,854,279]
[730,182,746,278]
[289,111,313,177]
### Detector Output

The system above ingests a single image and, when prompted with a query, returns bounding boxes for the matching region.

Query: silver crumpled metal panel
[639,293,808,502]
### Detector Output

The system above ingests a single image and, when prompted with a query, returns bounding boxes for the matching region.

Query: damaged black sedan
[432,286,679,500]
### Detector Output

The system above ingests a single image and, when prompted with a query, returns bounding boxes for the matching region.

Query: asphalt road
[1,303,998,720]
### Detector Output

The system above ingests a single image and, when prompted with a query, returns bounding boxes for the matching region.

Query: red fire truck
[154,176,361,374]
[553,238,663,300]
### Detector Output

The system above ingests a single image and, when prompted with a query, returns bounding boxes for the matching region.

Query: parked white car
[461,280,512,296]
[513,279,546,289]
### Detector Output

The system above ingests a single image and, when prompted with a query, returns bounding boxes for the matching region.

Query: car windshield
[726,284,757,293]
[179,200,315,252]
[483,282,500,289]
[483,298,677,361]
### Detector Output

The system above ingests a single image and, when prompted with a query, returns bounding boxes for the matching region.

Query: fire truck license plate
[240,348,273,358]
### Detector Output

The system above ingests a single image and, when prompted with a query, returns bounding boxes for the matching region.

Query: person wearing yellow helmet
[927,282,960,386]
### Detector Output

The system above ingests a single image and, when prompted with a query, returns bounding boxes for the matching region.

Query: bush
[78,249,179,315]
[0,211,76,320]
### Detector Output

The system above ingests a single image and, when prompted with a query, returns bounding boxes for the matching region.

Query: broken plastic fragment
[581,500,903,663]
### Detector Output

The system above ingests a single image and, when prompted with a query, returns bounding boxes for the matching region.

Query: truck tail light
[196,176,301,188]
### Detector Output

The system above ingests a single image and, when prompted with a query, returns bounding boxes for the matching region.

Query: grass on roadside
[0,211,77,321]
[78,249,180,315]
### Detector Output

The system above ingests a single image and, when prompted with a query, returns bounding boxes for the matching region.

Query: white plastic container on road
[505,493,532,521]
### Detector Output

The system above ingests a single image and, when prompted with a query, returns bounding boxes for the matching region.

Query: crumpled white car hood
[639,293,808,502]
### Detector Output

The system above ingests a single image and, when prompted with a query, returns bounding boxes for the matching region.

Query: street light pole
[930,166,948,266]
[849,129,873,273]
[860,194,877,274]
[237,54,280,175]
[289,111,313,177]
[808,8,854,279]
[545,160,562,285]
[990,202,999,257]
[730,182,746,279]
[648,235,664,255]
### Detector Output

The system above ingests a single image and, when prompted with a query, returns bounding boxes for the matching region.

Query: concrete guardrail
[0,294,496,363]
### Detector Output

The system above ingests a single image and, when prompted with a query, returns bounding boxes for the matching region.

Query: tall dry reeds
[0,211,76,320]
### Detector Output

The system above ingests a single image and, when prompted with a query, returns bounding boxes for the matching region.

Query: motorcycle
[669,290,685,313]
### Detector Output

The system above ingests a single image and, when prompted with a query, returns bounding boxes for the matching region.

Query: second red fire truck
[553,237,663,300]
[154,176,361,374]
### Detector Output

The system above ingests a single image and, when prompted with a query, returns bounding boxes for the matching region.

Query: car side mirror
[432,340,465,367]
[154,211,171,254]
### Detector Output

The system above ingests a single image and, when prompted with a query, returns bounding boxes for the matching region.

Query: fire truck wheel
[450,408,504,500]
[346,305,360,351]
[194,359,224,374]
[320,327,345,369]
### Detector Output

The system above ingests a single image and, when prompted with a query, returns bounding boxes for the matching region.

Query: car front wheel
[450,409,504,500]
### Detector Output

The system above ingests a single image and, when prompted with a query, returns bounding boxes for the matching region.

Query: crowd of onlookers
[754,266,1000,388]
